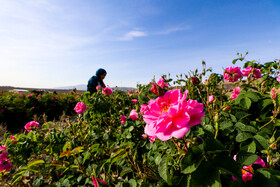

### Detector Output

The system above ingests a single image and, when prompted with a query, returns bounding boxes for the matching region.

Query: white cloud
[118,30,147,41]
[156,25,191,35]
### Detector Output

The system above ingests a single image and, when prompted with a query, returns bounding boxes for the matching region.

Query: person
[87,68,107,94]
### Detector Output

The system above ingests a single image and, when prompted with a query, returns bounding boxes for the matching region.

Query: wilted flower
[143,89,204,141]
[24,121,39,132]
[150,83,158,95]
[191,77,199,85]
[230,87,240,99]
[74,102,87,114]
[102,87,113,96]
[120,115,127,124]
[223,66,243,82]
[129,109,138,120]
[157,78,168,88]
[232,155,265,182]
[209,95,214,103]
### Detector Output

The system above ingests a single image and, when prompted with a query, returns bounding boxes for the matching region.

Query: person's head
[96,68,107,80]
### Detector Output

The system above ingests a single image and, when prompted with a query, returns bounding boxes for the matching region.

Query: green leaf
[12,173,23,185]
[213,155,242,181]
[236,151,258,166]
[128,179,137,187]
[220,121,233,130]
[254,135,269,150]
[260,99,273,111]
[252,168,279,187]
[83,151,91,164]
[240,98,251,109]
[27,160,45,168]
[246,91,259,102]
[235,112,250,121]
[181,146,204,174]
[190,161,221,187]
[158,155,172,185]
[236,132,253,142]
[235,122,256,133]
[204,139,225,152]
[120,167,133,177]
[240,140,256,153]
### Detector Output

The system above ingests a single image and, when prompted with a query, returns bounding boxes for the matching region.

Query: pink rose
[140,104,149,114]
[242,66,253,77]
[131,99,138,104]
[120,115,127,124]
[10,136,17,144]
[96,85,101,90]
[0,146,8,160]
[143,89,204,141]
[242,67,262,79]
[129,109,138,120]
[74,102,87,114]
[277,76,280,83]
[253,68,261,79]
[24,121,39,132]
[230,87,240,99]
[209,95,214,103]
[223,66,243,82]
[0,158,13,172]
[157,78,168,88]
[232,155,265,182]
[150,83,158,95]
[102,87,113,96]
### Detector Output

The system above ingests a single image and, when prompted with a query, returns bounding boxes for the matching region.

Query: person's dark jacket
[87,68,106,94]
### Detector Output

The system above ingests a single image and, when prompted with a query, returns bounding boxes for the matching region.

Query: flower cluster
[0,145,12,172]
[150,78,169,95]
[143,89,204,141]
[224,66,262,82]
[24,121,40,132]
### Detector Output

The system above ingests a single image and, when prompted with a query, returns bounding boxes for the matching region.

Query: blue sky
[0,0,280,89]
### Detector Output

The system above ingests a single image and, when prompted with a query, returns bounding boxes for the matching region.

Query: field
[1,56,280,186]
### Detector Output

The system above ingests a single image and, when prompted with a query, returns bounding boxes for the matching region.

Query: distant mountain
[54,84,136,92]
[54,84,87,90]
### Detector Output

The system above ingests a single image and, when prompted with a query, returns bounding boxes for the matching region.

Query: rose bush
[0,54,280,186]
